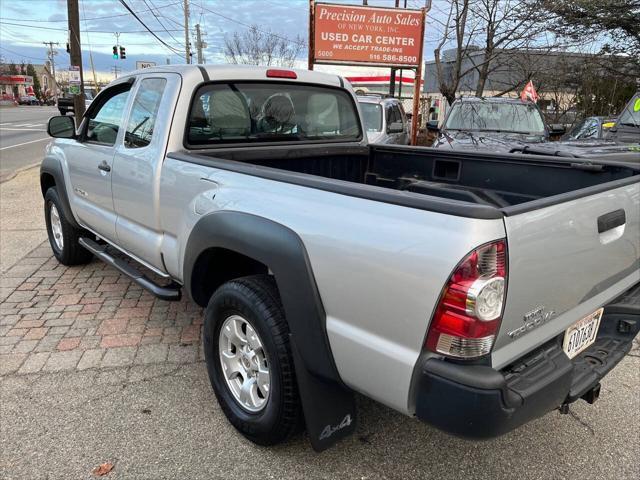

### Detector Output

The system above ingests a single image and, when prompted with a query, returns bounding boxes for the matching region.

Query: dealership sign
[310,2,425,67]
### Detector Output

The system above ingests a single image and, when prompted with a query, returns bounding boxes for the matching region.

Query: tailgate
[492,181,640,368]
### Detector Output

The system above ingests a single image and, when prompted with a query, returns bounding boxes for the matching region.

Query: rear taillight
[426,239,507,359]
[266,69,297,79]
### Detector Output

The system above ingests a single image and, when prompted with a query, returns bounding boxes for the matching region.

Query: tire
[58,108,66,115]
[203,274,302,445]
[44,187,93,265]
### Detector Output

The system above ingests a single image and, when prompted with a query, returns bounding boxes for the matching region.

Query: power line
[0,45,48,62]
[0,19,183,34]
[117,0,183,54]
[0,1,183,23]
[198,4,306,46]
[142,0,185,47]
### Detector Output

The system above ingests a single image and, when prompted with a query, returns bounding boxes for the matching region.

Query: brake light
[266,69,297,79]
[425,239,507,359]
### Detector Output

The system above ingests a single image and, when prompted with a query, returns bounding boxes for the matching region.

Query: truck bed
[171,144,639,216]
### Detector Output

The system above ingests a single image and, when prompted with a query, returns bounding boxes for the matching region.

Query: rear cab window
[186,82,362,147]
[359,102,383,132]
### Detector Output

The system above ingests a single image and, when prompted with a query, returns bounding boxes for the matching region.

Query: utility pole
[67,0,85,119]
[183,0,191,64]
[43,41,59,101]
[195,24,205,64]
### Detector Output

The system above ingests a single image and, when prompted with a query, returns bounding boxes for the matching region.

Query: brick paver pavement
[1,242,204,376]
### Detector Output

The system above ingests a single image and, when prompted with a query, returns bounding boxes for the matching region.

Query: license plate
[562,308,603,359]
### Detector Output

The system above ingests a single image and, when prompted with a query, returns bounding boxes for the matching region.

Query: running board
[79,237,181,301]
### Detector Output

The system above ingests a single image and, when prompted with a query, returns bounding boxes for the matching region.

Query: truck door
[64,81,133,242]
[111,73,180,271]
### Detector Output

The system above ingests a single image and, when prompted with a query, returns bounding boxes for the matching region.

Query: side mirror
[427,120,440,132]
[48,116,76,139]
[388,121,404,133]
[549,124,566,136]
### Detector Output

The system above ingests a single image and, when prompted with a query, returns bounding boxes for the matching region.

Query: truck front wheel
[203,274,302,445]
[44,187,93,265]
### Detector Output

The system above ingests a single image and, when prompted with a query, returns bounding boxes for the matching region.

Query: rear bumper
[415,283,640,439]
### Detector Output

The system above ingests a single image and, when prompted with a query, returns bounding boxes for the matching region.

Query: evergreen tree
[26,63,42,99]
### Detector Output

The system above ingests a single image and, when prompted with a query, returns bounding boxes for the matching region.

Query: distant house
[33,62,59,98]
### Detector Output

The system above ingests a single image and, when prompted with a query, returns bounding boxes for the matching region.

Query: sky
[0,0,450,79]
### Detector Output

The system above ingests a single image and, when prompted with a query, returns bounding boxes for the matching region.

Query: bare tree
[224,25,305,68]
[470,1,552,96]
[433,0,559,103]
[433,0,476,105]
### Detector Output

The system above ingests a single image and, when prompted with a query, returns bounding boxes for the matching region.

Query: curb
[0,162,40,184]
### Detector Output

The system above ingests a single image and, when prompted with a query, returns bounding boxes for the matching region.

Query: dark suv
[432,96,565,153]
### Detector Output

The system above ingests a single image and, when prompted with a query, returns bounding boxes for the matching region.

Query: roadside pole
[410,7,426,145]
[43,42,59,101]
[195,24,204,64]
[183,0,191,64]
[307,0,315,71]
[67,0,85,120]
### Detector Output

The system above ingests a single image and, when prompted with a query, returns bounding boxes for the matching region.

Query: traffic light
[112,46,118,60]
[119,46,126,60]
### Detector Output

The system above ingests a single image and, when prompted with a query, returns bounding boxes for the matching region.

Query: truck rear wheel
[44,187,93,266]
[203,274,302,445]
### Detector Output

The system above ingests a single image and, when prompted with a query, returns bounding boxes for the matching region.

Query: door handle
[597,209,625,233]
[98,161,111,173]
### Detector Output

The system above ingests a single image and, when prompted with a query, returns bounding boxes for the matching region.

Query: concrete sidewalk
[0,166,47,275]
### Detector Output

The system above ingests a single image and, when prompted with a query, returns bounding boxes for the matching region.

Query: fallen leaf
[91,462,114,476]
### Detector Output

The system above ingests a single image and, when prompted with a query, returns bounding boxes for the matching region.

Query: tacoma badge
[508,306,556,339]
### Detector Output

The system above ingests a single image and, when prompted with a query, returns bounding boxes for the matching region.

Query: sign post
[136,61,157,70]
[68,66,81,95]
[308,1,427,144]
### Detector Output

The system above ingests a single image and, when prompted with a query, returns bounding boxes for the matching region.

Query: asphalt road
[0,106,58,181]
[1,352,638,480]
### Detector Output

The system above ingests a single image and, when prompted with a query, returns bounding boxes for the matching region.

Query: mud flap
[291,336,356,452]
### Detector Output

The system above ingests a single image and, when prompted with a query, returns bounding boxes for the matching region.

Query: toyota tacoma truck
[41,65,640,451]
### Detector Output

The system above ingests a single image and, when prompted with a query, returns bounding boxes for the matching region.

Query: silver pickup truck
[41,65,640,451]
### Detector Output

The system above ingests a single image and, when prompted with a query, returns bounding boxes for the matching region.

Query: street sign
[68,66,80,84]
[310,2,424,68]
[136,61,157,69]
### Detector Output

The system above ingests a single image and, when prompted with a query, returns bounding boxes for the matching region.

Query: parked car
[512,93,640,163]
[41,65,640,451]
[563,116,617,140]
[605,91,640,143]
[357,94,409,144]
[432,96,566,152]
[18,95,40,105]
[57,89,95,115]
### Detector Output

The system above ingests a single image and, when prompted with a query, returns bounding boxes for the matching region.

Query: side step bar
[79,237,181,301]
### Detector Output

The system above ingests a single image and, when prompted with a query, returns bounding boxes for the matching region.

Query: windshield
[445,101,545,134]
[565,117,600,140]
[187,82,361,146]
[359,102,383,132]
[617,93,640,128]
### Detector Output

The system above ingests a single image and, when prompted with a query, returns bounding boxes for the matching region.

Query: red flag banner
[520,80,539,103]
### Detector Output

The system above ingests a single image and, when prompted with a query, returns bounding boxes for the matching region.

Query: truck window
[187,82,362,146]
[85,87,131,146]
[125,78,167,149]
[617,93,640,128]
[386,104,403,133]
[360,103,382,132]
